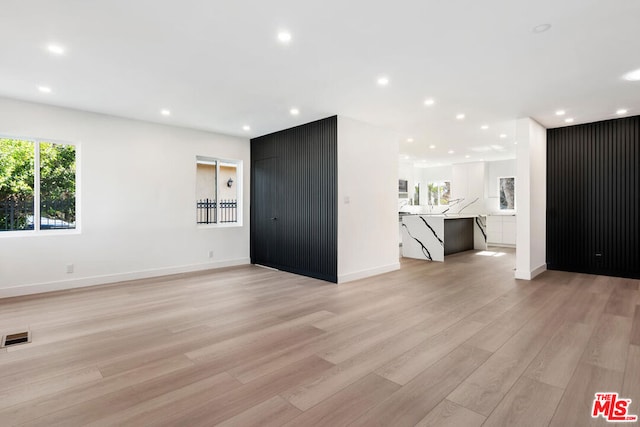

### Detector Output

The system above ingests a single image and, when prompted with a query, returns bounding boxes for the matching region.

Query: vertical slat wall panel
[547,115,640,279]
[250,116,337,282]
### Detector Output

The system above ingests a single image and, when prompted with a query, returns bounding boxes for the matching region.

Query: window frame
[0,134,80,237]
[427,180,451,206]
[195,155,242,228]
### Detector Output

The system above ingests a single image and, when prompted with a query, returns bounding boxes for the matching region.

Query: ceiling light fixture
[499,134,507,139]
[38,86,52,93]
[481,125,489,130]
[448,150,455,154]
[429,144,436,149]
[161,109,171,116]
[243,125,251,131]
[290,108,299,116]
[277,31,292,43]
[377,76,389,86]
[532,24,552,34]
[555,110,566,116]
[616,109,628,115]
[465,155,471,159]
[47,44,65,55]
[565,118,574,123]
[622,68,640,81]
[424,98,435,106]
[456,113,465,120]
[407,138,414,142]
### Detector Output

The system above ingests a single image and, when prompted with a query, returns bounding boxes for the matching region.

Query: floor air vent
[1,331,31,348]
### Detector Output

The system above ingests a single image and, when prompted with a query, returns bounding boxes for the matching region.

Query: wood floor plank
[142,355,333,427]
[282,328,429,411]
[282,373,400,427]
[375,319,485,385]
[349,344,492,427]
[631,305,640,346]
[580,313,632,372]
[604,287,639,317]
[622,344,640,417]
[204,395,301,427]
[549,362,625,427]
[524,321,593,388]
[0,354,196,426]
[482,376,564,427]
[414,399,486,427]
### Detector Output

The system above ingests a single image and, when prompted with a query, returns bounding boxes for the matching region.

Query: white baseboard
[0,258,251,299]
[337,262,400,284]
[515,263,547,281]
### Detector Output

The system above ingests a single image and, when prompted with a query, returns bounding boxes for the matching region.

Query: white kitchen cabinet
[486,215,516,246]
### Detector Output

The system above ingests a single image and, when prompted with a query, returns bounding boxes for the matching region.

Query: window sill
[197,223,243,229]
[0,229,81,238]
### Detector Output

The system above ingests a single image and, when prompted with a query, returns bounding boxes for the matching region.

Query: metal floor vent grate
[1,331,31,348]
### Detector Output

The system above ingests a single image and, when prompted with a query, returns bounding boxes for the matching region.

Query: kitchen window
[427,181,451,206]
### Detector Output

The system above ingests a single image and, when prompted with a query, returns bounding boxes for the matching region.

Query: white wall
[0,98,250,297]
[515,117,546,280]
[338,116,399,283]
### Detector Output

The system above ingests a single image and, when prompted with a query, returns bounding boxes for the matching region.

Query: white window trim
[196,156,243,228]
[0,134,80,238]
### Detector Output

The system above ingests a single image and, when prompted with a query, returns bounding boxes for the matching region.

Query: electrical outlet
[208,251,214,259]
[66,264,74,274]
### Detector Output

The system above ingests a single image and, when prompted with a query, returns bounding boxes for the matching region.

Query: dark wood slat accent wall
[547,115,640,279]
[250,116,337,282]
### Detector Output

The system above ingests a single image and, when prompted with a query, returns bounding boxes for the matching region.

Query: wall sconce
[227,178,234,187]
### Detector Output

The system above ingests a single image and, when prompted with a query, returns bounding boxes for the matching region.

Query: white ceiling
[1,0,639,166]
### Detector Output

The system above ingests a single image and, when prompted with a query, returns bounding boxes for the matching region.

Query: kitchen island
[401,214,487,261]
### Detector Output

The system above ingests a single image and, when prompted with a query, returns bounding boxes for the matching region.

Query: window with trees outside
[427,181,451,206]
[1,137,77,233]
[196,156,240,225]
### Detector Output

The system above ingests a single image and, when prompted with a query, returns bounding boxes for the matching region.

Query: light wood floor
[1,249,638,426]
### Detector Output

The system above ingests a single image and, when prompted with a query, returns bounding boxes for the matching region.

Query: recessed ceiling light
[377,76,389,86]
[499,134,507,139]
[277,31,292,43]
[161,109,171,116]
[424,98,435,106]
[429,144,436,149]
[47,44,65,55]
[514,141,518,145]
[448,150,455,154]
[622,68,640,81]
[290,108,299,116]
[407,138,414,142]
[243,125,251,131]
[616,109,628,115]
[555,110,566,116]
[532,24,552,34]
[38,86,52,93]
[404,155,410,160]
[481,125,489,130]
[465,155,471,159]
[456,113,465,120]
[479,158,484,161]
[565,118,574,123]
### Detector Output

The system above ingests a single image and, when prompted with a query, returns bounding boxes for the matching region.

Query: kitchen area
[399,159,516,261]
